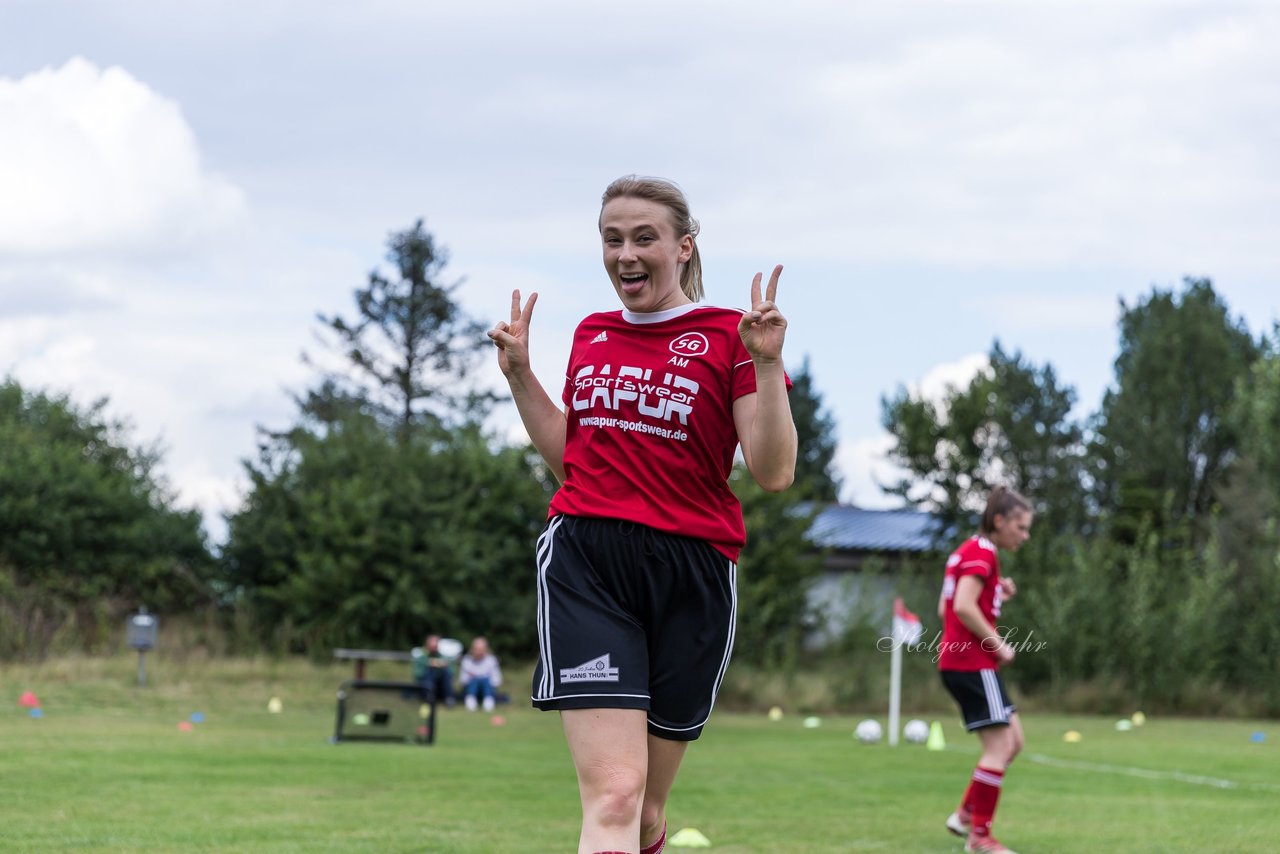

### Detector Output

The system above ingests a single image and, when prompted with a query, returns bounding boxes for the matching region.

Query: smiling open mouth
[619,273,649,292]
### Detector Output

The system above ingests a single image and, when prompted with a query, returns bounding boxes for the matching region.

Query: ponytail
[681,237,704,302]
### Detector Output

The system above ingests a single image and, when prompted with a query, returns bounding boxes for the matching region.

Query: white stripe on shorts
[648,558,738,734]
[980,669,1008,725]
[534,515,563,700]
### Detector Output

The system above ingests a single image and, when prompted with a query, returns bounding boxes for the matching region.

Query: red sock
[968,765,1005,837]
[641,822,667,854]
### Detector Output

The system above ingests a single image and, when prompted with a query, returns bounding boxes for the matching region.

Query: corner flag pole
[889,597,922,747]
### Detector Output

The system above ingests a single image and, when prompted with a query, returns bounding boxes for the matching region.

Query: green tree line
[0,220,830,667]
[0,383,214,657]
[7,218,1274,717]
[882,278,1280,713]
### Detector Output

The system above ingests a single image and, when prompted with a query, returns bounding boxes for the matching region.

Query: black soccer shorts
[531,514,737,741]
[940,668,1016,731]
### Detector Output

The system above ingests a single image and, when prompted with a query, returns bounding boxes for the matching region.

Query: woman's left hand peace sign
[738,264,787,362]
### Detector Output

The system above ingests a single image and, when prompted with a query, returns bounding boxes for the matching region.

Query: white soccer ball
[854,719,883,743]
[903,719,929,743]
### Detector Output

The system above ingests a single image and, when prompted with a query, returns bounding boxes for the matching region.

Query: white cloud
[838,352,991,508]
[913,353,990,408]
[18,331,99,387]
[687,8,1280,273]
[0,316,55,370]
[0,264,119,319]
[0,57,244,256]
[837,432,904,509]
[168,465,245,547]
[3,3,1278,543]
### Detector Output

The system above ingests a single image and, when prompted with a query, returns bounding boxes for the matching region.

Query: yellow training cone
[267,697,283,714]
[767,706,784,721]
[1063,730,1082,743]
[1131,711,1146,727]
[669,827,712,848]
[926,720,946,751]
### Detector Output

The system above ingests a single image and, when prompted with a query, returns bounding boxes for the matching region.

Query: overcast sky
[3,1,1278,545]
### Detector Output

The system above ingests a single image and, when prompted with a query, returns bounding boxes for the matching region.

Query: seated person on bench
[411,634,455,707]
[459,636,503,712]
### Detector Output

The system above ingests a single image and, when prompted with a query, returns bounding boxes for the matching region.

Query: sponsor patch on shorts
[559,654,620,683]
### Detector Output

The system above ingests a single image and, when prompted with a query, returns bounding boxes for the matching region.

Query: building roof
[808,504,942,553]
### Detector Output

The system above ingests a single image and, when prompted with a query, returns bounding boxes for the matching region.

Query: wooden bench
[333,648,414,680]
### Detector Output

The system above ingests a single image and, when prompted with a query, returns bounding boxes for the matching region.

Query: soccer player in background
[488,175,797,854]
[937,486,1034,854]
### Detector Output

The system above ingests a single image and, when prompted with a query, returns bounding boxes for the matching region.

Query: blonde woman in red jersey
[937,486,1034,854]
[488,176,797,854]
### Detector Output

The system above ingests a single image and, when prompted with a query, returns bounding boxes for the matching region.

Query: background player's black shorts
[531,514,737,741]
[940,669,1016,731]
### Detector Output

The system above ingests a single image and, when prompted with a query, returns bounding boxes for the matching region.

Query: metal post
[137,649,147,686]
[888,640,902,746]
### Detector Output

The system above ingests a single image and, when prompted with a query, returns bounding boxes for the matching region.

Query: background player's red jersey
[938,536,1005,670]
[549,303,786,561]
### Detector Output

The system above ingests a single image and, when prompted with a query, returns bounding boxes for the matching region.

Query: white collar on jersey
[620,303,702,325]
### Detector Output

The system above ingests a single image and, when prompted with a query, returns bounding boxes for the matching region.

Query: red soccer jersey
[548,303,784,561]
[938,535,1005,671]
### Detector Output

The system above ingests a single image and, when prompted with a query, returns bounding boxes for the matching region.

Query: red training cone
[19,691,40,708]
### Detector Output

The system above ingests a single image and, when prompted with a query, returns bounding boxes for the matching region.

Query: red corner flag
[892,597,923,646]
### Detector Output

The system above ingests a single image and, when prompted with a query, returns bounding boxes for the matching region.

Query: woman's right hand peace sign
[488,290,538,379]
[738,264,787,363]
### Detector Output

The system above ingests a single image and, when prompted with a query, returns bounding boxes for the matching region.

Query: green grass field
[2,656,1276,852]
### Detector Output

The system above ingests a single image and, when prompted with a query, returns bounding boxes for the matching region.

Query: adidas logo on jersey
[590,331,608,344]
[559,654,620,683]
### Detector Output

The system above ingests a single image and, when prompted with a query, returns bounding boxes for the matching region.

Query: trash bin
[128,609,158,650]
[127,608,158,684]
